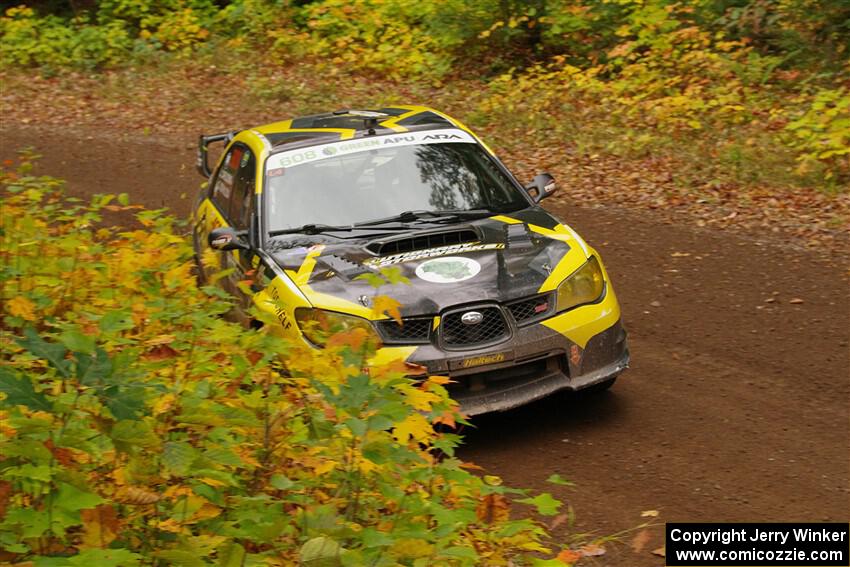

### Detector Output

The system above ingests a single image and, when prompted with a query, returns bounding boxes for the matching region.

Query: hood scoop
[318,254,371,280]
[505,223,536,250]
[366,228,479,257]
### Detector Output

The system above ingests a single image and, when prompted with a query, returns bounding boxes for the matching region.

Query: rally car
[192,106,629,416]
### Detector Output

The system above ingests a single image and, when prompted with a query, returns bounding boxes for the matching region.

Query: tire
[584,376,617,394]
[192,254,208,286]
[191,229,208,286]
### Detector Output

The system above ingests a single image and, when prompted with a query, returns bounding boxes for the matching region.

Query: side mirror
[208,227,248,251]
[526,172,557,203]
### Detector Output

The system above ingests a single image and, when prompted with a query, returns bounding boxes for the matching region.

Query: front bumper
[431,318,628,416]
[372,284,629,416]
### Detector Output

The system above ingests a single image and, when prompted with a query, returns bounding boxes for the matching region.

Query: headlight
[294,308,378,347]
[556,256,605,312]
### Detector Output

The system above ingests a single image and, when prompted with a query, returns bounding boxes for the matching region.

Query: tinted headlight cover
[556,256,605,312]
[294,308,378,347]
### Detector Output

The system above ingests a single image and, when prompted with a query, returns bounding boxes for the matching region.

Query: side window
[210,145,244,216]
[230,147,256,230]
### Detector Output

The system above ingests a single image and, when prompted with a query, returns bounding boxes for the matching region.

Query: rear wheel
[192,254,207,286]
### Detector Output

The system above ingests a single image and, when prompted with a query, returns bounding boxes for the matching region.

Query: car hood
[267,208,589,317]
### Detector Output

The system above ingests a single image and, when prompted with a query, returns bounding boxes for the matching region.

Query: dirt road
[3,126,848,565]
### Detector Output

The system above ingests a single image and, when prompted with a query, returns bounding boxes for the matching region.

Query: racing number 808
[278,150,317,167]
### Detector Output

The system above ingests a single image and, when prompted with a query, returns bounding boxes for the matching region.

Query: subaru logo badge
[461,311,484,325]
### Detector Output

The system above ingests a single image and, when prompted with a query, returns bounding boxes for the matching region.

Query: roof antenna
[365,116,378,135]
[347,110,389,136]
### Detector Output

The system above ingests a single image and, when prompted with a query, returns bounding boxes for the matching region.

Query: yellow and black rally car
[193,106,629,415]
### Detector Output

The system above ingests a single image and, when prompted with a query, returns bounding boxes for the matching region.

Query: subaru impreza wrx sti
[192,106,629,415]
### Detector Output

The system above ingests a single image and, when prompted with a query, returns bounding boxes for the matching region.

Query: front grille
[441,306,509,349]
[366,230,479,256]
[446,358,550,394]
[376,318,431,344]
[507,293,554,326]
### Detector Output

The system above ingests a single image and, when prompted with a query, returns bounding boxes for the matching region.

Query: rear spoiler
[196,131,237,178]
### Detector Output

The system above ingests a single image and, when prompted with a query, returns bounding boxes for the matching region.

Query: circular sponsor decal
[415,256,481,284]
[322,146,338,156]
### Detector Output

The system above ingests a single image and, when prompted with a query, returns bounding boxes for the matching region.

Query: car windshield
[264,132,528,232]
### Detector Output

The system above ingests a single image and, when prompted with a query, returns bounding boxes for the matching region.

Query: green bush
[0,6,132,68]
[785,86,850,182]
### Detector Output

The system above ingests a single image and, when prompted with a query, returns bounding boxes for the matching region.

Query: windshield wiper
[354,208,498,227]
[353,210,443,226]
[269,208,509,237]
[268,222,414,237]
[432,208,503,219]
[269,223,355,237]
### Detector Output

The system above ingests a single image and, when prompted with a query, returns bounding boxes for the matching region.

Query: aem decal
[364,242,504,268]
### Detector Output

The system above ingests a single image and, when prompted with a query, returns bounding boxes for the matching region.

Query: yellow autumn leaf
[483,475,502,486]
[235,448,262,468]
[201,247,219,269]
[393,412,431,443]
[390,538,434,559]
[372,295,403,324]
[313,460,338,475]
[164,263,192,287]
[7,296,36,321]
[145,334,176,346]
[519,540,551,552]
[327,327,369,350]
[152,393,176,415]
[358,457,379,474]
[162,485,193,500]
[432,410,457,428]
[151,518,188,534]
[193,502,222,521]
[425,374,453,387]
[80,505,119,549]
[405,387,441,412]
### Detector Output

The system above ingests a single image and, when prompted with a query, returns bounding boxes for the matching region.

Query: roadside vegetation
[0,155,604,565]
[1,0,847,251]
[2,0,848,190]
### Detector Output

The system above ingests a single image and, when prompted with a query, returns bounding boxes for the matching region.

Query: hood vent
[318,254,371,279]
[366,229,479,257]
[505,223,535,250]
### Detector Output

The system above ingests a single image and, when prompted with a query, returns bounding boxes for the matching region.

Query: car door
[194,142,259,321]
[226,145,260,317]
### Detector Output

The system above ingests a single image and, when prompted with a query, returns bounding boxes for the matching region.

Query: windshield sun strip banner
[265,128,476,171]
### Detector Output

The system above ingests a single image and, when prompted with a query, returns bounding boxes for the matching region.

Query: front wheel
[192,253,208,286]
[191,228,209,286]
[583,376,617,394]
